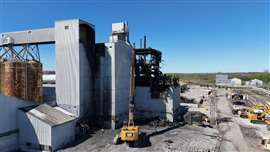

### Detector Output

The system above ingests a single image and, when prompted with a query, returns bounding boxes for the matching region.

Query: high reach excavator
[113,50,141,147]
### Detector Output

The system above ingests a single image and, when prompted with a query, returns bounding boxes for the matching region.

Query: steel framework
[0,44,41,61]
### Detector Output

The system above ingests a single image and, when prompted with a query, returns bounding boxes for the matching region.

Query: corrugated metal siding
[18,110,52,150]
[55,20,94,118]
[18,106,76,151]
[52,121,76,151]
[55,20,80,116]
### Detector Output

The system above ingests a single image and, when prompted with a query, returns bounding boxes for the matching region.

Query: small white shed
[18,104,76,152]
[230,78,242,86]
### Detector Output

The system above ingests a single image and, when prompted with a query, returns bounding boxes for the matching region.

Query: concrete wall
[79,43,92,117]
[134,86,181,122]
[94,43,112,128]
[113,41,132,128]
[95,41,132,129]
[0,95,33,152]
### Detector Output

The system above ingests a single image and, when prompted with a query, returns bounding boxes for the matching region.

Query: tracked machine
[113,50,141,147]
[248,104,270,124]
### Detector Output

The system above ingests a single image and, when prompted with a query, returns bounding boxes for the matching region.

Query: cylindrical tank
[27,60,43,104]
[0,60,43,104]
[2,61,27,99]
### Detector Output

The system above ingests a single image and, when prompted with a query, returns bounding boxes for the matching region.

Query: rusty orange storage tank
[2,61,27,100]
[1,60,43,104]
[26,60,43,104]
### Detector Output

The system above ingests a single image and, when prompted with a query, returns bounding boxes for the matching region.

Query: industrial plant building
[0,19,181,151]
[230,78,242,86]
[215,74,229,86]
[246,79,263,87]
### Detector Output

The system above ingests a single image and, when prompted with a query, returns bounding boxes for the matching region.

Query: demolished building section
[134,38,181,122]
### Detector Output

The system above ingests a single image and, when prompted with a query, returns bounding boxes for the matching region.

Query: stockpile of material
[0,60,43,103]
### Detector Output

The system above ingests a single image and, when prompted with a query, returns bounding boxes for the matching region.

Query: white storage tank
[230,78,242,86]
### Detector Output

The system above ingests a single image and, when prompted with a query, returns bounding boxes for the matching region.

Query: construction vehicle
[238,108,249,118]
[265,113,270,131]
[248,104,269,123]
[264,105,270,130]
[113,50,140,147]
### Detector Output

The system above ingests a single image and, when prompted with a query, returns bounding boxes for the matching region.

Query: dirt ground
[59,86,270,152]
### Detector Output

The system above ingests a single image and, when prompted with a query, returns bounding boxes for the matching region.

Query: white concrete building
[250,79,263,87]
[230,78,242,86]
[135,86,181,122]
[95,41,133,129]
[216,74,229,86]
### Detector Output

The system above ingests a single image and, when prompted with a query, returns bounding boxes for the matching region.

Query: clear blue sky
[0,0,269,73]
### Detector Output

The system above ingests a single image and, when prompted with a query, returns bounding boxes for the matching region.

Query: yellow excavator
[113,50,140,147]
[248,104,266,123]
[265,113,270,131]
[248,104,270,123]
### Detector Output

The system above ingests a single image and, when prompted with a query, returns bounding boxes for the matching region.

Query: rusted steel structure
[26,61,43,103]
[0,37,43,103]
[2,61,27,99]
[134,36,177,98]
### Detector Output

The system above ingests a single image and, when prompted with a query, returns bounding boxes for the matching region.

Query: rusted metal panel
[26,61,43,104]
[0,61,43,103]
[2,61,27,100]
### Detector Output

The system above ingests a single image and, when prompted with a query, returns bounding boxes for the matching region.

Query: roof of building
[231,78,241,81]
[20,104,76,127]
[251,79,263,82]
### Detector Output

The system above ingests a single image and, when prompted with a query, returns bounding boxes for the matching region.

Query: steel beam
[0,28,55,46]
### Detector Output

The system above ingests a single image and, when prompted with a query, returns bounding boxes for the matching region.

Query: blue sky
[0,0,269,73]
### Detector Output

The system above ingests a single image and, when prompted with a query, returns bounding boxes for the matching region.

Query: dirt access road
[216,88,268,152]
